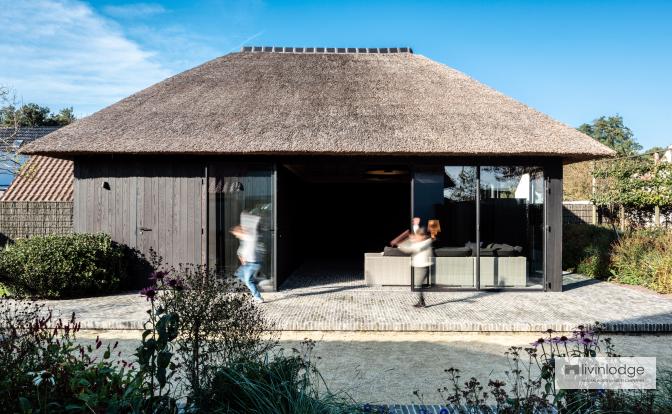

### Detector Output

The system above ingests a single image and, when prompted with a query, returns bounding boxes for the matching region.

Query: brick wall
[0,201,73,245]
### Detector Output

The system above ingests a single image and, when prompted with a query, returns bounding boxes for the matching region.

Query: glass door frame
[204,161,277,290]
[411,162,547,292]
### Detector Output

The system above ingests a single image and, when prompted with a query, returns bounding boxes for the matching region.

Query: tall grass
[609,229,672,294]
[194,347,361,414]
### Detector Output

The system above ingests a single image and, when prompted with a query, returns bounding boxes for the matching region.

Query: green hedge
[0,233,128,298]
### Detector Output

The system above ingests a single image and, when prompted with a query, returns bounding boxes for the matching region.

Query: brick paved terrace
[31,260,672,332]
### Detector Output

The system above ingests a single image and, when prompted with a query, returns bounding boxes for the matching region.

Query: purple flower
[166,277,184,290]
[140,286,157,301]
[154,270,168,280]
[530,338,546,347]
[551,335,570,344]
[148,270,168,284]
[579,337,595,346]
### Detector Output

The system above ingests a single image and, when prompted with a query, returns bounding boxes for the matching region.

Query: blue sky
[1,0,671,150]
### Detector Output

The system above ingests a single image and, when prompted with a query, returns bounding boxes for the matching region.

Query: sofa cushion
[490,243,523,256]
[434,247,472,257]
[383,246,410,257]
[494,249,517,257]
[478,248,496,257]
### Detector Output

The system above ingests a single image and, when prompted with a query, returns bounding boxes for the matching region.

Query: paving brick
[30,264,672,332]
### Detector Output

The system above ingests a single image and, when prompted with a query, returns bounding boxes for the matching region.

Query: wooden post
[654,152,661,227]
[619,205,625,231]
[591,161,597,225]
[655,206,660,227]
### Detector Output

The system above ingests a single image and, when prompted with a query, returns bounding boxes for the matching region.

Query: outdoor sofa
[364,245,527,288]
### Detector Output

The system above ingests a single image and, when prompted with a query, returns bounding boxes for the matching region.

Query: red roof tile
[2,156,73,201]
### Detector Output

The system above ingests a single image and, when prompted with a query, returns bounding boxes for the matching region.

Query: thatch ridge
[22,51,615,161]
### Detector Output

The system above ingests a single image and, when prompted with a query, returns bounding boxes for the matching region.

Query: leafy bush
[0,233,128,298]
[609,229,672,294]
[0,294,183,412]
[146,250,276,403]
[0,300,142,413]
[563,224,618,278]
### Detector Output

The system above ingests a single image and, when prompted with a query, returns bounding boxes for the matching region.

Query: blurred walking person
[411,216,424,235]
[230,212,264,303]
[399,227,433,308]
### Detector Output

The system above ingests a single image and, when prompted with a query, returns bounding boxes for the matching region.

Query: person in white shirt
[411,217,421,235]
[230,213,263,303]
[398,228,433,308]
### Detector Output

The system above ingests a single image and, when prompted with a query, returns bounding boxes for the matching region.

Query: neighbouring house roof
[21,47,615,162]
[0,127,61,151]
[1,155,73,201]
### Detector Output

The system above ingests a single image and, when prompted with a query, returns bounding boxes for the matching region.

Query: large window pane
[208,164,274,288]
[479,166,544,289]
[413,167,477,288]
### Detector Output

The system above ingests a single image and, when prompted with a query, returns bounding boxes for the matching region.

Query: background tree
[577,115,642,156]
[592,156,672,226]
[0,102,75,127]
[0,86,76,175]
[565,114,643,201]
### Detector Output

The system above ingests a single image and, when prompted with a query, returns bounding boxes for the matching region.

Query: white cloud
[0,0,172,116]
[103,3,167,18]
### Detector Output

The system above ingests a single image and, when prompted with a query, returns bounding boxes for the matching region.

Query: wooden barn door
[136,162,205,268]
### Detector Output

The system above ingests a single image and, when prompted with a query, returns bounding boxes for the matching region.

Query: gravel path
[77,330,672,405]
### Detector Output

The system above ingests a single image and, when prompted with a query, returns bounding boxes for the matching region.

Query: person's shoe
[257,279,273,288]
[253,296,264,304]
[413,302,426,308]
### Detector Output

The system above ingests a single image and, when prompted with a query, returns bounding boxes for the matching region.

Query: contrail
[228,31,265,53]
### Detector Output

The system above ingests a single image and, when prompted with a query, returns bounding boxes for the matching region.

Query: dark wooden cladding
[74,157,204,268]
[72,154,565,292]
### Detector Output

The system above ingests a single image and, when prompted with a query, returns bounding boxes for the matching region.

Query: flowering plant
[0,300,142,413]
[419,323,670,413]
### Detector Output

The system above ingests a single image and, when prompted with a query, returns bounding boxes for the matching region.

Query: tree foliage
[0,103,75,127]
[592,156,672,210]
[578,115,642,156]
[0,86,76,175]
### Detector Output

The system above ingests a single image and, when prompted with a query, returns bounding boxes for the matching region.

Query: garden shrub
[417,323,672,414]
[197,341,360,414]
[563,224,618,278]
[609,229,672,294]
[0,300,144,413]
[146,250,277,403]
[0,233,128,298]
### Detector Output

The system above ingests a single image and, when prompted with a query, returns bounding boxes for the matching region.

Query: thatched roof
[22,48,614,161]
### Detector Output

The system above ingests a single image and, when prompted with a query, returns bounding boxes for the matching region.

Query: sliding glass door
[412,164,545,290]
[478,166,544,289]
[414,167,477,288]
[207,163,275,288]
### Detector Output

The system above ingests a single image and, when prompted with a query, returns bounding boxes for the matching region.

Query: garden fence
[0,201,73,245]
[563,201,596,225]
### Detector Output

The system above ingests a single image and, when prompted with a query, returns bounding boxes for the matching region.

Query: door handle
[139,227,152,233]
